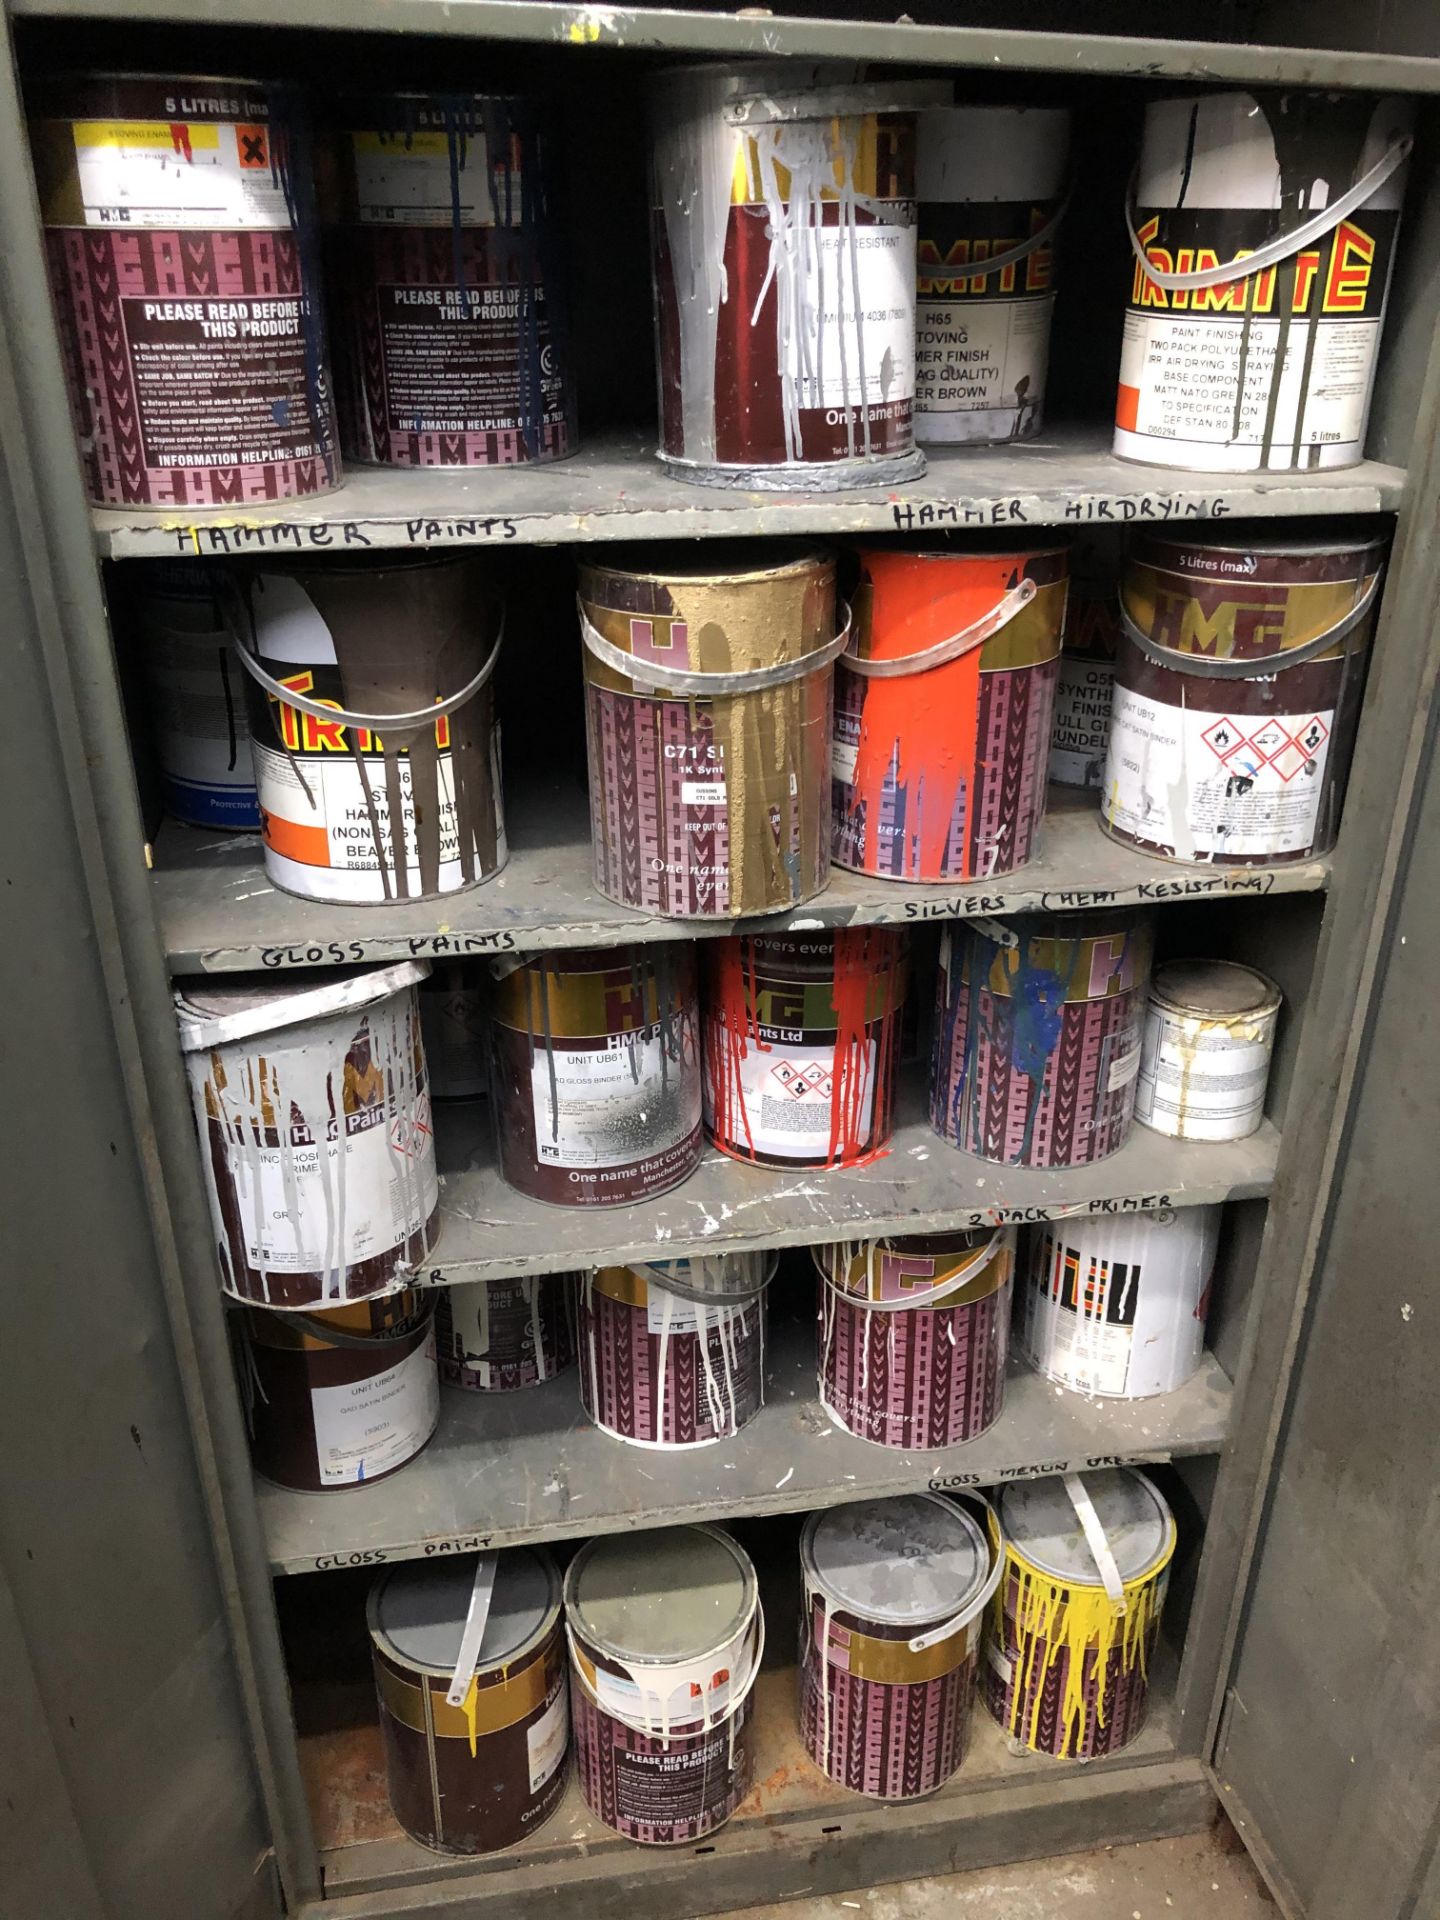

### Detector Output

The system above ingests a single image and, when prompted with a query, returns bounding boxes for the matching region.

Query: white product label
[986,1644,1013,1684]
[309,1328,439,1485]
[1049,659,1116,789]
[829,736,858,785]
[915,295,1054,417]
[680,779,727,808]
[732,1039,876,1162]
[73,119,292,229]
[1104,687,1334,857]
[1136,1008,1273,1140]
[526,1686,569,1792]
[805,223,916,411]
[1034,1309,1134,1398]
[1107,1040,1142,1093]
[647,1289,703,1336]
[350,131,519,227]
[531,1023,699,1171]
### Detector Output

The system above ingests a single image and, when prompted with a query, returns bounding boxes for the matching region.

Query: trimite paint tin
[369,1550,568,1855]
[229,553,505,903]
[703,930,907,1170]
[489,947,702,1207]
[1018,1206,1221,1400]
[175,962,438,1309]
[831,541,1068,883]
[418,963,488,1100]
[1103,527,1385,865]
[566,1526,761,1845]
[577,1254,770,1449]
[983,1469,1175,1758]
[799,1494,1000,1800]
[914,106,1069,446]
[815,1230,1014,1450]
[651,65,931,489]
[578,545,839,919]
[31,74,338,508]
[1048,536,1121,791]
[239,1290,439,1490]
[930,911,1153,1169]
[325,92,575,468]
[1116,91,1411,472]
[435,1275,577,1392]
[1136,961,1283,1141]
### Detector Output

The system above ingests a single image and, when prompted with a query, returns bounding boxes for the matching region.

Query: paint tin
[418,963,488,1100]
[489,946,702,1207]
[1116,91,1411,472]
[175,961,438,1308]
[577,1254,770,1449]
[325,92,575,468]
[1018,1205,1220,1400]
[578,545,840,918]
[566,1526,761,1845]
[31,74,338,508]
[369,1549,568,1855]
[651,65,932,490]
[799,1494,1001,1800]
[930,911,1153,1169]
[229,553,505,903]
[831,541,1068,883]
[914,106,1069,446]
[1048,538,1121,791]
[983,1469,1175,1758]
[1103,527,1385,865]
[1136,961,1283,1141]
[703,930,907,1170]
[239,1290,439,1489]
[814,1230,1014,1450]
[435,1276,577,1392]
[130,560,260,830]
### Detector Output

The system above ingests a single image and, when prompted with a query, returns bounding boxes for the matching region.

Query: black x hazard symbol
[237,125,269,169]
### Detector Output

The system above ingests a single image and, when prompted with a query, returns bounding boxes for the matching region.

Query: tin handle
[277,1298,430,1350]
[446,1553,499,1708]
[578,599,852,695]
[637,1249,780,1304]
[933,190,1071,284]
[1116,567,1382,680]
[1063,1472,1127,1617]
[906,1491,1007,1652]
[813,1227,1009,1311]
[1125,133,1411,292]
[839,578,1038,681]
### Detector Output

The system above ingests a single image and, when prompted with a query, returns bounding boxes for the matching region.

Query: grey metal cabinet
[1,6,1437,1919]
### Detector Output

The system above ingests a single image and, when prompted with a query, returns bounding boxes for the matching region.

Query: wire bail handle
[1116,568,1382,680]
[578,599,853,696]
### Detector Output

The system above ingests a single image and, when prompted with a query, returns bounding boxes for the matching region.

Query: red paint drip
[170,123,195,163]
[702,937,766,1161]
[827,928,904,1169]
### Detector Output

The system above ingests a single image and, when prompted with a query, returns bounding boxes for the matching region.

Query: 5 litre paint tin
[1117,91,1411,473]
[418,963,488,1100]
[983,1469,1175,1758]
[1018,1206,1220,1400]
[578,545,841,918]
[578,1254,770,1449]
[239,1290,439,1490]
[32,74,338,508]
[799,1494,1001,1800]
[914,106,1069,446]
[325,92,574,468]
[369,1549,568,1855]
[831,541,1068,882]
[651,65,933,490]
[930,911,1153,1169]
[815,1230,1014,1450]
[230,553,505,903]
[489,946,702,1207]
[1048,537,1121,791]
[1136,961,1282,1141]
[176,962,438,1308]
[1103,527,1385,865]
[566,1526,762,1845]
[435,1276,577,1392]
[703,930,908,1169]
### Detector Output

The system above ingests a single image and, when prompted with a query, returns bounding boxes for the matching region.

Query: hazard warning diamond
[1202,717,1243,761]
[1248,720,1288,759]
[1296,715,1330,754]
[1268,739,1312,782]
[771,1060,830,1101]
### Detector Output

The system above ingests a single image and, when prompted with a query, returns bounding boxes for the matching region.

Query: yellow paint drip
[461,1674,480,1757]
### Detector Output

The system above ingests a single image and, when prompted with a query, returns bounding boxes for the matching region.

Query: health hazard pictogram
[770,1060,832,1101]
[1200,714,1330,783]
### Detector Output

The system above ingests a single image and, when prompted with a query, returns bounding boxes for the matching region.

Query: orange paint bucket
[832,542,1069,883]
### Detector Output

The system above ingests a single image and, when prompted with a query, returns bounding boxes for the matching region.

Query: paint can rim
[174,959,429,1051]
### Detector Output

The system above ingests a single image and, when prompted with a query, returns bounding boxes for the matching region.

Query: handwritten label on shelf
[422,1534,494,1558]
[252,930,519,969]
[890,494,1235,534]
[311,1548,391,1571]
[902,870,1278,921]
[928,1449,1172,1494]
[169,516,520,556]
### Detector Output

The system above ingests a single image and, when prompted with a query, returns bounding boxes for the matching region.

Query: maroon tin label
[436,1275,577,1392]
[571,1672,754,1845]
[818,1275,1009,1450]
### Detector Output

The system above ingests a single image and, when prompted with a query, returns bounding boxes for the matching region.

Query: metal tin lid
[564,1525,755,1664]
[369,1549,557,1675]
[1150,960,1282,1022]
[174,960,429,1052]
[579,541,831,588]
[1000,1470,1172,1585]
[802,1495,988,1626]
[1137,519,1389,564]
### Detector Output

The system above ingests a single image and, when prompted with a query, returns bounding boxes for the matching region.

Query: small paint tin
[1135,961,1283,1142]
[369,1549,568,1855]
[1018,1206,1221,1400]
[1048,536,1121,791]
[799,1494,1001,1800]
[814,1230,1014,1450]
[577,1255,770,1449]
[175,962,438,1309]
[930,912,1153,1169]
[435,1276,577,1393]
[566,1526,762,1845]
[983,1468,1175,1759]
[488,946,702,1207]
[239,1290,439,1490]
[702,930,908,1170]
